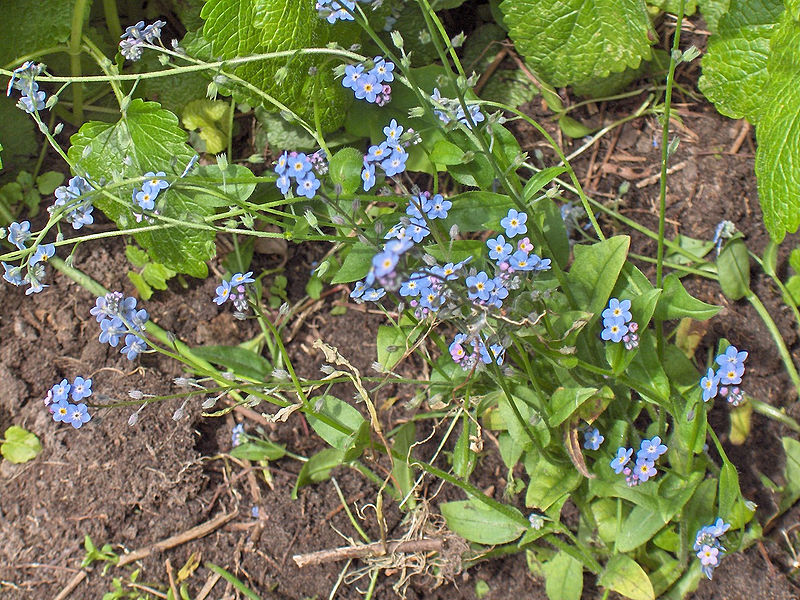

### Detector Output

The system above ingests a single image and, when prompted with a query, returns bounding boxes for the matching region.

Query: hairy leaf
[755,14,800,241]
[68,99,216,277]
[500,0,653,87]
[699,0,783,122]
[201,0,358,132]
[440,499,527,544]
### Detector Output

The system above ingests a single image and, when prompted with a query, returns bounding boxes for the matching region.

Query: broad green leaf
[500,0,653,87]
[647,0,698,15]
[453,416,477,480]
[424,240,484,264]
[331,242,374,284]
[255,108,318,151]
[430,139,468,166]
[558,115,596,138]
[182,99,231,154]
[127,271,153,300]
[536,196,570,269]
[392,422,417,509]
[231,439,286,461]
[522,166,567,202]
[497,432,525,470]
[729,401,752,445]
[481,69,539,108]
[524,452,582,510]
[188,163,258,207]
[440,499,527,544]
[36,172,64,195]
[542,551,583,600]
[67,99,215,277]
[191,345,272,380]
[654,273,720,320]
[443,192,514,232]
[377,323,420,370]
[699,0,783,122]
[626,332,670,403]
[568,236,631,317]
[779,437,800,513]
[683,478,718,541]
[591,498,621,544]
[548,387,598,427]
[599,554,655,600]
[201,0,359,132]
[755,14,800,241]
[698,0,731,33]
[142,262,176,290]
[306,395,367,454]
[716,238,751,300]
[292,447,344,499]
[328,147,363,196]
[0,97,37,166]
[0,0,76,61]
[126,245,150,268]
[1,426,42,463]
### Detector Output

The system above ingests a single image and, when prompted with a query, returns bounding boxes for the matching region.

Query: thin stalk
[750,398,800,433]
[102,0,123,40]
[656,0,686,359]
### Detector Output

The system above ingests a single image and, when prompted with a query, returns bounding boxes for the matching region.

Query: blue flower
[361,162,376,191]
[466,271,494,301]
[52,399,71,423]
[296,174,321,198]
[634,458,657,482]
[143,171,169,194]
[70,376,92,401]
[99,316,126,346]
[134,188,156,210]
[29,243,55,266]
[121,334,147,360]
[230,272,255,286]
[602,298,632,324]
[716,363,744,385]
[232,423,244,447]
[275,151,289,174]
[363,287,385,302]
[601,317,628,343]
[67,403,91,428]
[385,238,413,256]
[610,447,633,474]
[383,119,403,144]
[276,174,291,194]
[214,280,231,305]
[583,427,604,450]
[489,344,505,365]
[406,196,427,219]
[400,275,425,297]
[715,345,747,370]
[51,379,71,403]
[2,262,24,286]
[407,218,430,243]
[370,57,395,83]
[350,281,367,299]
[372,250,399,278]
[355,74,380,103]
[342,64,365,90]
[288,153,312,178]
[8,221,31,249]
[509,250,538,271]
[366,142,391,162]
[500,209,528,237]
[425,194,451,219]
[637,436,667,462]
[700,367,719,402]
[487,236,512,261]
[380,150,408,176]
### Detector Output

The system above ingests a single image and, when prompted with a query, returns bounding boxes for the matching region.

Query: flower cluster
[583,427,604,451]
[342,56,394,106]
[316,0,368,23]
[213,271,255,312]
[90,292,149,360]
[45,376,92,429]
[699,345,747,406]
[610,436,668,486]
[275,151,327,198]
[450,333,505,369]
[130,171,170,223]
[50,176,94,229]
[600,297,639,349]
[2,220,55,295]
[119,20,166,61]
[694,518,730,579]
[430,88,485,129]
[361,119,414,191]
[6,61,47,114]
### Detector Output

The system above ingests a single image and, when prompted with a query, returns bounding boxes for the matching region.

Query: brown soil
[2,14,800,600]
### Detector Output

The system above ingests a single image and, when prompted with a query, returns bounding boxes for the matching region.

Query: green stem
[750,398,800,433]
[69,0,89,124]
[745,289,800,399]
[102,0,123,40]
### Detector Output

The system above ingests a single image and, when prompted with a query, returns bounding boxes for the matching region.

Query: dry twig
[293,537,449,569]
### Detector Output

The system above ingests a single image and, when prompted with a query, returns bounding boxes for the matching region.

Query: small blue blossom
[297,173,321,198]
[487,236,512,261]
[275,152,289,174]
[610,447,633,474]
[214,280,231,305]
[350,281,367,299]
[583,427,604,450]
[289,153,312,177]
[143,171,169,194]
[230,272,255,286]
[134,188,156,210]
[425,194,451,219]
[70,376,92,401]
[2,262,24,286]
[362,287,386,302]
[700,367,719,402]
[500,209,528,238]
[369,57,394,83]
[67,403,92,428]
[342,63,364,89]
[99,316,126,346]
[466,271,494,301]
[276,174,291,194]
[52,399,71,424]
[383,119,403,144]
[355,74,380,103]
[28,243,55,267]
[602,298,632,324]
[716,345,748,370]
[637,436,668,462]
[121,333,147,360]
[717,363,744,385]
[361,162,376,191]
[8,221,31,249]
[601,317,628,343]
[51,379,71,403]
[380,150,408,177]
[407,219,430,243]
[509,250,539,271]
[367,142,391,162]
[634,458,657,482]
[372,250,400,278]
[232,423,244,447]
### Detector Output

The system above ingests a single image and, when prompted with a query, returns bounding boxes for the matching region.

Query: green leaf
[453,416,478,480]
[231,439,286,461]
[292,447,344,499]
[255,108,318,151]
[67,99,215,277]
[626,332,670,403]
[525,452,582,510]
[440,499,527,544]
[328,147,364,196]
[443,192,514,232]
[377,323,420,370]
[182,99,231,154]
[779,437,800,513]
[0,0,76,61]
[306,395,368,455]
[142,262,176,290]
[542,550,583,600]
[331,242,374,284]
[127,271,153,300]
[500,0,653,87]
[599,555,655,600]
[191,345,272,380]
[548,387,598,427]
[568,236,631,317]
[699,0,783,122]
[392,422,417,509]
[698,0,731,33]
[430,139,468,166]
[1,426,42,463]
[755,14,800,241]
[654,273,720,320]
[523,166,567,202]
[536,196,571,270]
[36,171,64,195]
[201,0,359,132]
[716,238,751,300]
[125,245,150,268]
[558,115,596,138]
